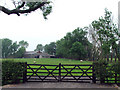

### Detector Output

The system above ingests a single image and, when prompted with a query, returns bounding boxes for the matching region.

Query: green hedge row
[93,60,120,84]
[2,60,27,85]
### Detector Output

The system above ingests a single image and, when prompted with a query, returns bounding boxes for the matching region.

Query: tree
[56,27,92,60]
[90,8,120,60]
[44,42,56,55]
[0,39,2,58]
[69,41,87,60]
[0,0,52,19]
[56,39,68,58]
[16,40,29,58]
[19,40,29,48]
[34,44,43,52]
[1,38,29,58]
[15,47,26,58]
[2,38,13,58]
[10,42,19,56]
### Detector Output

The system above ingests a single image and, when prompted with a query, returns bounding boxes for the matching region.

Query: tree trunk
[114,48,120,61]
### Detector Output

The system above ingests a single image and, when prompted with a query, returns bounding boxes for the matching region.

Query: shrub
[111,61,120,74]
[93,60,113,83]
[2,60,26,85]
[111,61,120,83]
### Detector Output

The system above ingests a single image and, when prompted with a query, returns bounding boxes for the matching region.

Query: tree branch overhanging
[0,2,48,16]
[16,2,25,9]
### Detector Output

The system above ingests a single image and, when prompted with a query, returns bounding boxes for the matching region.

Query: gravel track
[2,82,115,88]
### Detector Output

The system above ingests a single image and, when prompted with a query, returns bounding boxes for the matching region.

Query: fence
[106,54,119,62]
[91,54,120,62]
[24,63,96,83]
[104,73,120,84]
[22,63,120,84]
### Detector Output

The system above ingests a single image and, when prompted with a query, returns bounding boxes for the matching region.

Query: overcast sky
[0,0,119,51]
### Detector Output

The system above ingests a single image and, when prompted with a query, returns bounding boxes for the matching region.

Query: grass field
[2,58,93,65]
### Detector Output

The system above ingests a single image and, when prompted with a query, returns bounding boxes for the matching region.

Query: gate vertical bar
[115,73,117,84]
[59,63,61,82]
[92,65,96,83]
[23,62,27,83]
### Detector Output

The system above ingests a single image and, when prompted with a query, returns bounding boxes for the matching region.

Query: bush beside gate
[93,60,120,84]
[2,60,27,85]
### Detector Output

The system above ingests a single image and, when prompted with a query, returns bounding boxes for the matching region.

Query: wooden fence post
[92,65,96,83]
[59,63,61,82]
[23,62,27,83]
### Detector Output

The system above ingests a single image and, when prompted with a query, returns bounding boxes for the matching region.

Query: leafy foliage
[69,42,87,60]
[19,40,29,48]
[44,42,56,55]
[111,62,120,75]
[90,8,120,60]
[0,1,52,18]
[26,2,52,19]
[1,38,28,58]
[2,38,13,58]
[2,60,26,85]
[56,27,92,60]
[34,44,44,52]
[93,60,113,83]
[15,47,26,58]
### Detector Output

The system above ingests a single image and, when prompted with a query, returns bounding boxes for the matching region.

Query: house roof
[25,51,50,56]
[25,51,38,54]
[40,53,50,56]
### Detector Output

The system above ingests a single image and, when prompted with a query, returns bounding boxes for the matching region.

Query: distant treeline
[1,39,28,58]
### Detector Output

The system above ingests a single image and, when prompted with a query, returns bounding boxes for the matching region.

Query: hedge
[93,60,120,84]
[2,60,27,85]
